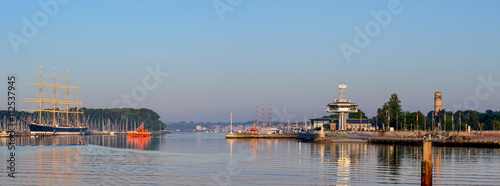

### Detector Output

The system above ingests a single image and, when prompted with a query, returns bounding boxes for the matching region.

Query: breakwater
[225,134,298,139]
[367,137,500,148]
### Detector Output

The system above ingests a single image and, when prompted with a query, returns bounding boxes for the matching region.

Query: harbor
[3,132,500,185]
[3,1,500,185]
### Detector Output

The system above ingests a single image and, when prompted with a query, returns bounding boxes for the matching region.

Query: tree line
[0,108,166,132]
[375,93,500,131]
[320,93,500,131]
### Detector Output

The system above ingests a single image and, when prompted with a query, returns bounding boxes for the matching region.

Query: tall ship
[23,67,88,135]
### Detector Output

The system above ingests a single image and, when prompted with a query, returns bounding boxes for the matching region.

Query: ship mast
[262,103,264,129]
[24,67,83,127]
[255,105,258,129]
[66,70,69,126]
[268,102,271,133]
[38,66,43,124]
[53,67,56,126]
[77,81,80,127]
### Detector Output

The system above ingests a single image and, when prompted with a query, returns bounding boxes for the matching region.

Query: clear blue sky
[1,0,500,122]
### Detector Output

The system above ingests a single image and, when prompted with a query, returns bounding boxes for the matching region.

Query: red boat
[249,125,259,135]
[127,123,152,137]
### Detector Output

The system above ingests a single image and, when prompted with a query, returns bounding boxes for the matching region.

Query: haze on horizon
[1,0,500,123]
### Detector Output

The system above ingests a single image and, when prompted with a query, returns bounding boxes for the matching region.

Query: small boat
[249,125,259,135]
[127,123,152,137]
[0,131,10,138]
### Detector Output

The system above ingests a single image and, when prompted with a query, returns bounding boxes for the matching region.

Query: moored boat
[0,131,10,138]
[24,67,88,135]
[127,123,152,137]
[28,123,87,135]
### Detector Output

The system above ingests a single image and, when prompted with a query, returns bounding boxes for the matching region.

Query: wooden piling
[421,141,433,186]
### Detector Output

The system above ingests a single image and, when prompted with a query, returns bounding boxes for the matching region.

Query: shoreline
[296,131,500,148]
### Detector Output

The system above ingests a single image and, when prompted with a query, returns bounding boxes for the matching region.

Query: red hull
[127,123,151,137]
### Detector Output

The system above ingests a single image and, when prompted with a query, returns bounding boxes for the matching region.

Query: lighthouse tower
[434,92,442,116]
[326,83,358,130]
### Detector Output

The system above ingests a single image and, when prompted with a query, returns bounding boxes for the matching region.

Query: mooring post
[421,141,433,186]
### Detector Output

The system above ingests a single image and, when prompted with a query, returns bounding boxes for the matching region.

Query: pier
[225,134,298,139]
[367,137,500,148]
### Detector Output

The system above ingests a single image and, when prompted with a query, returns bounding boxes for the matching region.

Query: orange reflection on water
[126,137,151,150]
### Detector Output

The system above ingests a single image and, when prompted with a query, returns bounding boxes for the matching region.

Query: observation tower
[326,83,358,130]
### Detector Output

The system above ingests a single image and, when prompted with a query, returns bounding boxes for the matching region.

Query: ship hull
[28,123,88,135]
[127,132,151,137]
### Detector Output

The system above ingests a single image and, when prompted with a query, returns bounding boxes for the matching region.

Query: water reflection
[89,135,161,150]
[0,135,87,146]
[0,135,163,150]
[126,137,151,150]
[1,133,500,185]
[377,145,405,177]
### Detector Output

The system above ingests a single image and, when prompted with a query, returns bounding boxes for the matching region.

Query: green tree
[377,93,403,130]
[377,102,389,129]
[323,114,339,119]
[348,109,367,119]
[388,93,403,130]
[493,121,500,131]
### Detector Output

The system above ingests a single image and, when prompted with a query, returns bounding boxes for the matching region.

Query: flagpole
[452,112,454,132]
[444,111,446,131]
[417,112,419,132]
[432,113,435,131]
[424,116,427,131]
[459,111,462,132]
[230,112,233,134]
[396,112,398,131]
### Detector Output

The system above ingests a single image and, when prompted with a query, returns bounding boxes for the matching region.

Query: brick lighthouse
[434,92,442,116]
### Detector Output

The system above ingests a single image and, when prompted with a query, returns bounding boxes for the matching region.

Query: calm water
[1,133,500,185]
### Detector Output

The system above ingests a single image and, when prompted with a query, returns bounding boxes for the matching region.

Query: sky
[1,0,500,123]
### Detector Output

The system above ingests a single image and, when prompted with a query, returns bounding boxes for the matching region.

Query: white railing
[327,108,358,112]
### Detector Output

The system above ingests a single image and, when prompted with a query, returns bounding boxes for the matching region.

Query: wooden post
[422,141,433,186]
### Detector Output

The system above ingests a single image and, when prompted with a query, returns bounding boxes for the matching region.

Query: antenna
[339,82,346,101]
